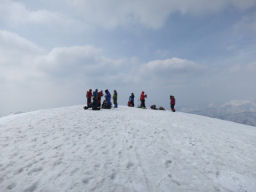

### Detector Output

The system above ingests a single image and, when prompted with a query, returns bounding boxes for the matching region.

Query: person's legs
[87,98,91,107]
[142,100,145,108]
[171,104,175,112]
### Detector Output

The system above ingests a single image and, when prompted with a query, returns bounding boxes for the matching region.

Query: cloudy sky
[0,0,256,115]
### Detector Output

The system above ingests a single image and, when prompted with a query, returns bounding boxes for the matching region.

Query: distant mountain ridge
[180,100,256,127]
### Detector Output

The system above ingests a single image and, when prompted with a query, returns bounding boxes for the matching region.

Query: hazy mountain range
[180,100,256,127]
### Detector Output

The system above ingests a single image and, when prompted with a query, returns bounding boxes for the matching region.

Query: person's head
[131,92,134,96]
[105,89,108,93]
[89,89,92,92]
[114,90,117,93]
[142,91,144,94]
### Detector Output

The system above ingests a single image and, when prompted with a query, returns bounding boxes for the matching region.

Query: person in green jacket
[113,90,118,108]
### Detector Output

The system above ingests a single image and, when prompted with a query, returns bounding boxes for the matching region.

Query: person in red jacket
[86,89,92,107]
[170,95,176,112]
[140,91,147,108]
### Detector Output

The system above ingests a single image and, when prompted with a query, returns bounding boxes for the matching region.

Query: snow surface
[0,106,256,192]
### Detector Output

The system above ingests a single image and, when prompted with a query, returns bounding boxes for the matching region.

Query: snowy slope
[0,106,256,192]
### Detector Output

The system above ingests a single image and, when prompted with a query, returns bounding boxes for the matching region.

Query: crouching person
[128,93,135,107]
[150,105,157,110]
[102,89,112,109]
[92,97,100,110]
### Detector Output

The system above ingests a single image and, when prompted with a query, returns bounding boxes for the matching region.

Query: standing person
[98,90,103,107]
[128,93,135,107]
[140,91,147,108]
[86,89,92,108]
[93,89,98,101]
[113,90,118,108]
[89,89,98,110]
[170,95,176,112]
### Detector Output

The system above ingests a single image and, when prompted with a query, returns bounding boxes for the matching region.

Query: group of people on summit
[84,89,118,110]
[84,89,175,112]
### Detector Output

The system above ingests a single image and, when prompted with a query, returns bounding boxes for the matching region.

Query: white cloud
[0,30,137,114]
[144,57,201,71]
[0,30,42,54]
[0,30,44,82]
[139,58,204,81]
[0,0,77,27]
[229,62,256,73]
[34,46,132,89]
[0,30,128,83]
[1,0,255,30]
[66,0,256,29]
[234,12,256,35]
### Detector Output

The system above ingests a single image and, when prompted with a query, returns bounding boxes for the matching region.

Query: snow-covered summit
[0,106,256,192]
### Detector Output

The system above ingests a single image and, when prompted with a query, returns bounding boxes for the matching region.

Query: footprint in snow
[165,160,172,168]
[19,155,24,159]
[15,167,24,175]
[7,183,16,190]
[70,168,79,176]
[23,182,38,192]
[53,159,62,167]
[126,162,134,169]
[89,149,93,153]
[53,144,62,150]
[3,144,9,147]
[28,167,43,175]
[0,177,4,184]
[94,164,100,169]
[110,172,116,180]
[82,177,93,184]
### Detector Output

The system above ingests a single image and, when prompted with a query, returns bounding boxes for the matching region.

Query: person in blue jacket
[89,89,100,110]
[102,89,112,109]
[105,89,111,106]
[128,93,135,107]
[93,89,98,100]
